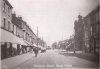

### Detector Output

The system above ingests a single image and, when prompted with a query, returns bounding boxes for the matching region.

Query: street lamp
[73,41,76,54]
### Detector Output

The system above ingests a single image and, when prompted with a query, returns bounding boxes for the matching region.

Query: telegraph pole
[37,26,38,47]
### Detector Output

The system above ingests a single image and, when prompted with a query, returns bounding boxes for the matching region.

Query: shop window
[1,42,7,59]
[17,44,21,55]
[7,43,13,57]
[7,42,10,48]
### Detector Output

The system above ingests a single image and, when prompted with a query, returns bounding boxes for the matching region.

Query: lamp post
[73,41,76,54]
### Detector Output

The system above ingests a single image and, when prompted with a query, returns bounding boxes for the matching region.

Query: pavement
[59,50,99,63]
[1,50,99,69]
[74,53,99,63]
[1,52,35,69]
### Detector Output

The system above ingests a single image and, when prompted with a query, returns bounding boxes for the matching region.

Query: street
[1,0,99,69]
[12,50,98,69]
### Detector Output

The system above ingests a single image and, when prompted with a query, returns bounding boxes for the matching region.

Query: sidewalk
[59,51,99,63]
[1,52,35,69]
[75,53,99,63]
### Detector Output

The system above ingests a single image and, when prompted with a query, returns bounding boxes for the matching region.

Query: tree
[74,15,85,51]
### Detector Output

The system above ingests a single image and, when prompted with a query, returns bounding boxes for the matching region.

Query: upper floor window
[8,7,10,16]
[3,2,6,13]
[12,24,14,33]
[8,21,10,31]
[96,23,99,34]
[3,18,6,28]
[96,12,99,23]
[8,7,10,12]
[90,26,92,36]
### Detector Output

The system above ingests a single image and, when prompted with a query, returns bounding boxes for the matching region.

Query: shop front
[0,29,27,59]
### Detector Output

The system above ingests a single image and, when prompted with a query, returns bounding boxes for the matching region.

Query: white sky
[8,0,99,46]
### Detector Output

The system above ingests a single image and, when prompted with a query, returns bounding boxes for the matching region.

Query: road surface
[13,50,99,69]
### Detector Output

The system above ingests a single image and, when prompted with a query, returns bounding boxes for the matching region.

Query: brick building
[84,5,99,54]
[0,0,13,32]
[0,0,37,59]
[0,0,14,59]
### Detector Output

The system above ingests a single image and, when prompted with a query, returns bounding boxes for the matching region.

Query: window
[96,13,99,23]
[16,27,17,36]
[3,3,5,11]
[96,24,99,34]
[3,18,6,28]
[8,21,10,31]
[8,7,9,13]
[12,24,14,33]
[8,7,10,16]
[26,33,29,41]
[90,26,92,36]
[3,2,6,13]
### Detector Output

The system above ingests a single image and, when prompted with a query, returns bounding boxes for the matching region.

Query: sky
[8,0,99,46]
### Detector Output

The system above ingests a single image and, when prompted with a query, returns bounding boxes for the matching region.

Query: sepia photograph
[0,0,99,69]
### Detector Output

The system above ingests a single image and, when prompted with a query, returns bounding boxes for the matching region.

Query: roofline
[4,0,13,8]
[22,20,37,37]
[85,5,99,18]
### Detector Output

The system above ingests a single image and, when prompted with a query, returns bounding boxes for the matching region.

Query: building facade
[74,5,99,54]
[0,0,37,59]
[0,0,13,32]
[0,0,13,59]
[84,5,99,54]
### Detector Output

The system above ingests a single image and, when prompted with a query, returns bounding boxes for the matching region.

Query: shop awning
[38,45,43,48]
[0,29,27,46]
[23,40,34,46]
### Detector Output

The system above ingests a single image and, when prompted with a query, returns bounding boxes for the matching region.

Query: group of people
[33,47,39,57]
[33,47,47,57]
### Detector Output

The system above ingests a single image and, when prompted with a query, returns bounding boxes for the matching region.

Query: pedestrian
[33,47,39,57]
